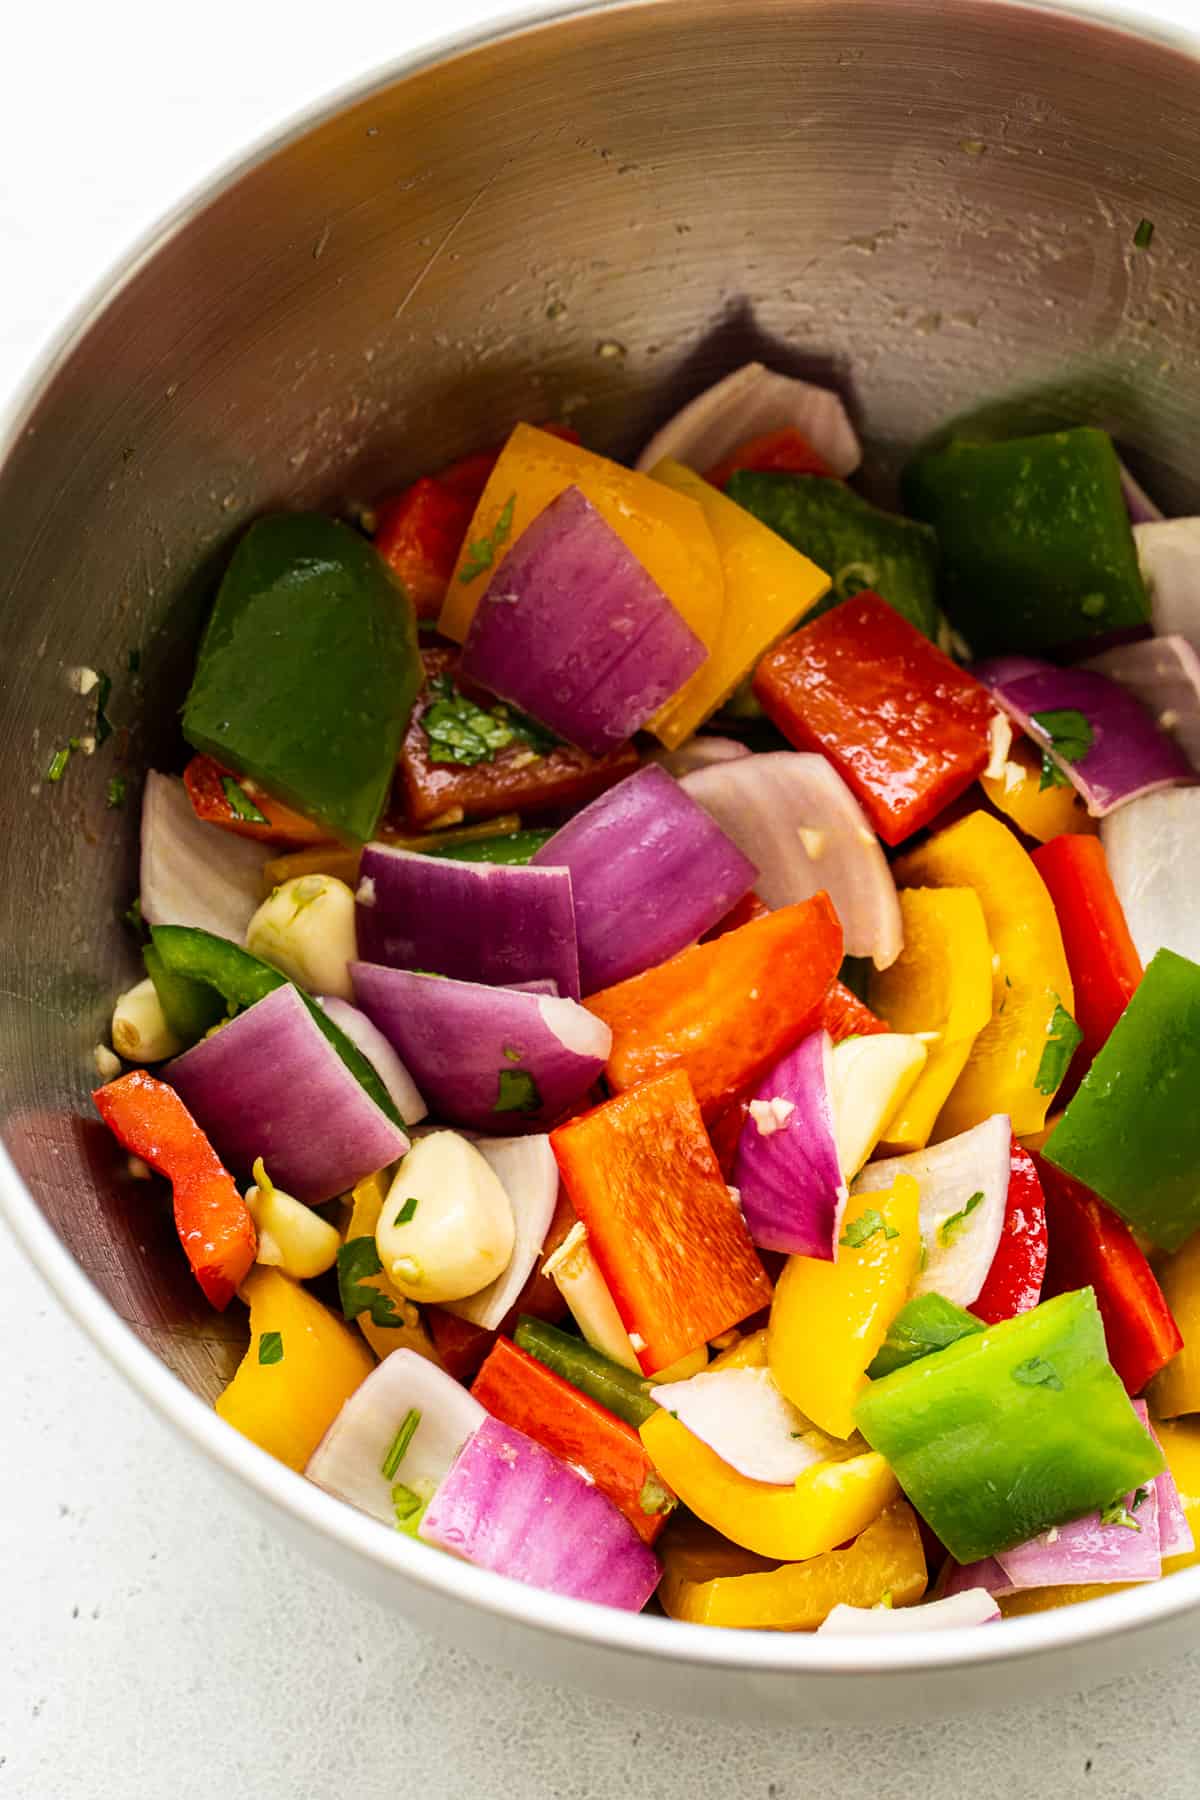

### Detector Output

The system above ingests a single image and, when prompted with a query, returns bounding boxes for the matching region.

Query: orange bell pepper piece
[584,892,843,1120]
[183,754,328,847]
[551,1069,773,1374]
[472,1337,674,1545]
[93,1070,256,1310]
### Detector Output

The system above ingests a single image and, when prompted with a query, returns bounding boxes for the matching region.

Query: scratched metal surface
[2,0,1200,1405]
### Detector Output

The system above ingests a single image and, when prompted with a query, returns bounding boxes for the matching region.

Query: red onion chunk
[356,842,580,999]
[974,657,1194,817]
[1100,788,1200,967]
[1135,518,1200,644]
[942,1557,1014,1600]
[996,1480,1161,1589]
[315,995,428,1125]
[635,362,862,478]
[732,1030,846,1258]
[167,983,410,1203]
[1138,1400,1195,1560]
[351,963,610,1133]
[651,735,752,779]
[458,486,706,756]
[681,752,902,968]
[818,1590,1000,1633]
[1085,635,1200,773]
[140,770,270,939]
[1119,461,1165,525]
[503,978,560,996]
[418,1415,661,1610]
[530,765,755,992]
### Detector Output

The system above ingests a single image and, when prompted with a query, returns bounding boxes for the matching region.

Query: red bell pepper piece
[425,1308,495,1385]
[705,427,833,490]
[472,1337,673,1545]
[585,893,842,1120]
[702,890,771,941]
[822,980,890,1043]
[92,1071,257,1310]
[1031,834,1142,1101]
[753,593,995,845]
[183,755,328,847]
[551,1069,773,1374]
[969,1140,1048,1325]
[425,1186,576,1381]
[1035,1153,1183,1395]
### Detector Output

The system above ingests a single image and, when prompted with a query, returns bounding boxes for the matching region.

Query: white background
[4,3,1200,1795]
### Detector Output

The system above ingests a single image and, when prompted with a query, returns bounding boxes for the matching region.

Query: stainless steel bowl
[3,0,1200,1720]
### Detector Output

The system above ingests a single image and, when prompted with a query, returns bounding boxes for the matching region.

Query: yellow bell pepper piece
[216,1266,374,1471]
[1149,1233,1200,1421]
[1155,1419,1200,1573]
[868,888,993,1151]
[997,1582,1129,1617]
[343,1173,439,1365]
[980,735,1099,844]
[645,458,831,745]
[768,1176,922,1438]
[437,426,724,710]
[708,1327,769,1372]
[894,811,1075,1140]
[640,1407,900,1561]
[659,1501,926,1629]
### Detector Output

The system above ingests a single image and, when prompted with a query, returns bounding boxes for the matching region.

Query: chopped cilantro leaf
[1012,1355,1062,1390]
[458,492,516,582]
[128,648,141,674]
[938,1191,984,1248]
[395,1195,419,1226]
[381,1408,422,1480]
[840,1208,899,1250]
[123,896,144,934]
[106,776,127,809]
[46,746,72,783]
[1133,218,1155,250]
[391,1482,423,1529]
[258,1330,284,1365]
[495,1067,543,1116]
[1131,1486,1149,1513]
[1030,706,1094,792]
[221,775,269,824]
[94,670,114,746]
[337,1236,408,1328]
[1038,751,1073,792]
[1035,1000,1083,1095]
[420,671,556,767]
[1100,1498,1141,1531]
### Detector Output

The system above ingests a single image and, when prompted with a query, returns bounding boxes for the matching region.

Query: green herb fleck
[1100,1498,1141,1531]
[94,671,114,746]
[381,1408,422,1480]
[1133,218,1155,250]
[420,671,555,767]
[938,1191,984,1248]
[1030,706,1094,793]
[1012,1355,1062,1391]
[123,896,143,933]
[128,648,142,674]
[395,1195,419,1226]
[336,1236,408,1328]
[840,1208,900,1251]
[391,1481,422,1525]
[221,775,270,824]
[503,1046,523,1063]
[1038,752,1073,792]
[878,1589,895,1610]
[1035,1000,1083,1096]
[638,1472,677,1517]
[258,1330,284,1365]
[1131,1486,1149,1513]
[458,492,517,582]
[495,1067,543,1116]
[46,746,73,783]
[106,775,127,809]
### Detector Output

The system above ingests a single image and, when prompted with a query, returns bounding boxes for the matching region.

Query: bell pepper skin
[215,1265,374,1470]
[969,1141,1048,1326]
[92,1071,256,1310]
[1155,1420,1200,1572]
[855,1288,1165,1565]
[182,514,422,845]
[868,888,992,1150]
[374,476,480,619]
[702,890,772,941]
[640,1407,900,1562]
[514,1316,658,1427]
[1035,1156,1181,1396]
[980,735,1098,844]
[1043,948,1200,1251]
[182,755,328,846]
[768,1176,922,1437]
[1031,834,1143,1101]
[823,980,890,1043]
[394,648,639,831]
[438,426,726,699]
[867,1293,984,1379]
[727,473,941,641]
[705,427,834,490]
[753,594,995,845]
[142,941,225,1045]
[551,1070,772,1374]
[646,459,830,746]
[472,1337,672,1545]
[894,812,1075,1139]
[584,893,842,1121]
[1148,1234,1200,1420]
[658,1501,926,1629]
[902,428,1149,657]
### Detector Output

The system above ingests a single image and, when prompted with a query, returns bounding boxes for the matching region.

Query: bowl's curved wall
[2,0,1200,1709]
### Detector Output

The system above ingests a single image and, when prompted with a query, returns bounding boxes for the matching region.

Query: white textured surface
[4,2,1200,1793]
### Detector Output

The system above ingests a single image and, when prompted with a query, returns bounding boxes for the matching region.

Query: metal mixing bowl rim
[3,0,1200,1678]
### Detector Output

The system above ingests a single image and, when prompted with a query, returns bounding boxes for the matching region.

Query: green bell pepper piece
[514,1317,656,1428]
[143,941,225,1044]
[148,924,406,1129]
[182,514,421,844]
[725,472,941,641]
[1043,948,1200,1251]
[866,1292,984,1380]
[425,829,554,865]
[901,428,1149,656]
[854,1287,1163,1564]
